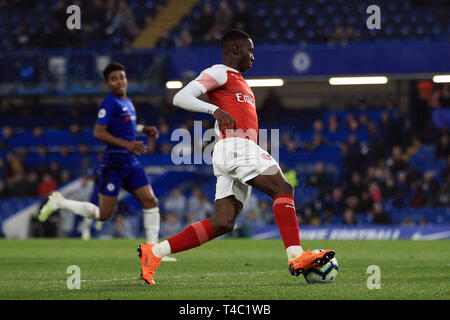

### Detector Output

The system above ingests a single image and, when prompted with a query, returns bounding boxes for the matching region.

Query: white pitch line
[51,270,281,284]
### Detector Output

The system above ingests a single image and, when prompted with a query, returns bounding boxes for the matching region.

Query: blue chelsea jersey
[96,93,137,154]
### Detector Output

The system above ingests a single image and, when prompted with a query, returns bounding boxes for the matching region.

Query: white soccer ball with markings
[303,249,338,284]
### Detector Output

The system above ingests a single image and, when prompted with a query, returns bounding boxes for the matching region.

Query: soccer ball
[303,249,338,284]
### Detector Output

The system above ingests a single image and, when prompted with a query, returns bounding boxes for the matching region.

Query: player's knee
[98,209,113,221]
[210,216,235,236]
[142,195,158,209]
[275,181,294,197]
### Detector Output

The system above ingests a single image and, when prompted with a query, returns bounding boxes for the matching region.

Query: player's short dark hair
[103,62,126,81]
[221,29,251,50]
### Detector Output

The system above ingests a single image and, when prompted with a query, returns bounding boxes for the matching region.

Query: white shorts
[212,137,280,205]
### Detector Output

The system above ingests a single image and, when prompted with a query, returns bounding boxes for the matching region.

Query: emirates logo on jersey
[235,92,255,105]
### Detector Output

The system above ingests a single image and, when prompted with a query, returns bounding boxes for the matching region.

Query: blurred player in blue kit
[39,62,175,261]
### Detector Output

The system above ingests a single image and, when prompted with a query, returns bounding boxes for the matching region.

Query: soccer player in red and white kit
[138,29,335,285]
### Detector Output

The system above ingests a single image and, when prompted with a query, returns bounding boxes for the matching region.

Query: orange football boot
[137,243,161,285]
[288,249,335,276]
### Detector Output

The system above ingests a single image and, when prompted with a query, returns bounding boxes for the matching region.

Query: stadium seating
[162,0,450,47]
[0,0,167,51]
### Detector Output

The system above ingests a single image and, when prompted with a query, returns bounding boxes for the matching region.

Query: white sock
[81,218,92,240]
[152,240,171,258]
[59,199,100,220]
[286,245,303,260]
[143,207,160,244]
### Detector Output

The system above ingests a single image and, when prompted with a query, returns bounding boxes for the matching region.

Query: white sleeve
[173,66,228,115]
[172,80,219,115]
[193,66,228,93]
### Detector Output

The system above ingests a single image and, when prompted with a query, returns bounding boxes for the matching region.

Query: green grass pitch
[0,239,449,300]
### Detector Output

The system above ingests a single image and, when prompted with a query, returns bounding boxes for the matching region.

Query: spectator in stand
[324,187,346,217]
[163,188,186,217]
[344,133,365,174]
[437,180,450,207]
[423,171,441,207]
[344,172,364,199]
[7,172,28,197]
[49,161,63,184]
[304,133,328,152]
[314,28,329,43]
[253,200,273,225]
[32,126,44,138]
[439,84,450,106]
[69,123,82,136]
[367,121,386,163]
[382,176,399,201]
[371,202,393,225]
[260,89,284,120]
[232,1,251,33]
[183,212,199,229]
[192,2,215,43]
[378,111,395,152]
[38,173,57,198]
[396,170,411,196]
[59,145,71,158]
[106,0,139,39]
[2,126,14,140]
[246,211,268,227]
[195,194,215,220]
[36,145,48,160]
[328,26,347,46]
[435,132,450,160]
[161,213,183,238]
[442,154,450,181]
[156,29,175,48]
[358,113,369,131]
[25,170,39,197]
[345,26,359,43]
[204,0,233,43]
[312,119,325,135]
[176,28,193,48]
[0,179,5,197]
[85,0,106,41]
[308,162,331,195]
[387,145,408,177]
[368,181,383,203]
[342,208,357,225]
[281,133,297,153]
[77,143,92,174]
[104,0,116,32]
[186,186,202,212]
[111,214,135,239]
[359,190,374,213]
[345,114,359,132]
[4,153,21,175]
[408,177,427,208]
[327,114,339,133]
[14,22,30,48]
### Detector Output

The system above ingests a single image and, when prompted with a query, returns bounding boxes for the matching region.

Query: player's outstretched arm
[173,81,236,132]
[94,124,147,155]
[173,81,219,115]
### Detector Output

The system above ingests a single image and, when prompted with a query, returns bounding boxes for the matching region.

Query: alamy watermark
[366,265,381,289]
[66,5,81,30]
[366,5,381,30]
[169,121,280,170]
[66,265,81,289]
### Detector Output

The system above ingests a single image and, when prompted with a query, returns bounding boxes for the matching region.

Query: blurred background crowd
[0,0,449,239]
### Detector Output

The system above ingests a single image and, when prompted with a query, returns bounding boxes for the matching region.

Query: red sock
[273,194,301,248]
[167,219,215,254]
